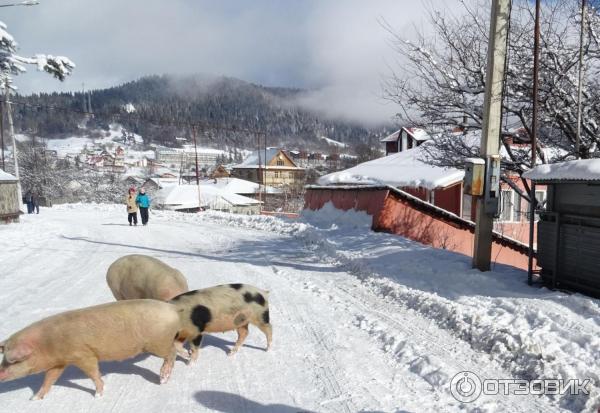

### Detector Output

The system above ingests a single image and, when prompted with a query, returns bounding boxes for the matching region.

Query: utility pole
[1,99,4,170]
[263,132,267,209]
[257,132,262,207]
[473,0,511,271]
[528,0,542,285]
[192,125,201,211]
[575,0,586,160]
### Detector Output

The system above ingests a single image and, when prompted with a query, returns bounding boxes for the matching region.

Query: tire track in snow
[264,257,559,412]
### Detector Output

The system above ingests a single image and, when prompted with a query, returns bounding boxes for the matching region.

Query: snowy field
[1,204,599,412]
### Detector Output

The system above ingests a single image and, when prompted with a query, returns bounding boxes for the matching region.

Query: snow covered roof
[233,148,301,169]
[0,169,17,182]
[380,127,430,143]
[154,184,261,210]
[235,148,280,168]
[523,159,600,182]
[200,177,281,194]
[319,136,348,148]
[318,143,464,190]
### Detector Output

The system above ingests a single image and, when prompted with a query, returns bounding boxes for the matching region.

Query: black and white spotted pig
[170,283,272,362]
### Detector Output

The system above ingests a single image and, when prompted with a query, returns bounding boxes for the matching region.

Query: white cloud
[2,0,461,124]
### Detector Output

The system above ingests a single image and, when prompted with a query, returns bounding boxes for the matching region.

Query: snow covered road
[0,204,598,412]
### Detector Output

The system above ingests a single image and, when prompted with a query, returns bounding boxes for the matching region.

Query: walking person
[126,187,138,226]
[24,189,33,214]
[31,190,40,214]
[136,187,150,226]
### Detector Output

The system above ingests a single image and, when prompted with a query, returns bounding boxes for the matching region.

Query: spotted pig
[170,283,272,362]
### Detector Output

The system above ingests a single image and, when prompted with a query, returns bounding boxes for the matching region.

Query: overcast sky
[1,0,448,124]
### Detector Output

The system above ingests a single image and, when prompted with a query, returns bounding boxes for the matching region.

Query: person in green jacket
[136,187,151,226]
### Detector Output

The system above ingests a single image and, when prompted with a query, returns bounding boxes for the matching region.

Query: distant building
[381,127,430,155]
[155,145,226,170]
[231,148,305,188]
[209,164,231,179]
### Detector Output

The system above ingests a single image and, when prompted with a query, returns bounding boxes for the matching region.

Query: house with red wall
[317,142,466,216]
[307,131,543,270]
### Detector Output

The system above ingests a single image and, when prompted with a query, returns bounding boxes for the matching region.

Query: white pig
[0,300,180,400]
[106,254,189,301]
[170,283,272,363]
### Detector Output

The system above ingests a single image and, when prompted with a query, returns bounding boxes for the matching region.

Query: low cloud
[3,0,454,125]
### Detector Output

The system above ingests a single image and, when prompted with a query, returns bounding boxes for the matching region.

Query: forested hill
[12,74,392,151]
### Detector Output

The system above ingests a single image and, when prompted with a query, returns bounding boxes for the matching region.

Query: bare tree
[384,0,600,192]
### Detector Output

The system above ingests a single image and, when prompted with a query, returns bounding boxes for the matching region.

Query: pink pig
[0,299,180,400]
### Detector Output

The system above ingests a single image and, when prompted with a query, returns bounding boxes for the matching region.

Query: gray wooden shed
[524,159,600,295]
[0,169,20,223]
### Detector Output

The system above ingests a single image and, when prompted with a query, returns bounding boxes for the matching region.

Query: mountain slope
[13,74,392,152]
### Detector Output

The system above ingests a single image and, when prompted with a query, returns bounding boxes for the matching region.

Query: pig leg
[174,340,190,360]
[229,325,249,356]
[159,347,177,384]
[257,323,273,351]
[31,366,65,400]
[188,335,203,364]
[74,358,104,397]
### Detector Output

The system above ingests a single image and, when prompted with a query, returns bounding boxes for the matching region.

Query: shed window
[523,190,546,222]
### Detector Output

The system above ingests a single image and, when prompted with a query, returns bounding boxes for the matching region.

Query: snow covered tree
[0,19,74,203]
[384,0,600,182]
[0,21,74,84]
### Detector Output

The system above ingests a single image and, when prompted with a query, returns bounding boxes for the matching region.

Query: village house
[231,148,305,189]
[154,145,226,170]
[209,164,231,178]
[381,127,431,155]
[306,130,544,270]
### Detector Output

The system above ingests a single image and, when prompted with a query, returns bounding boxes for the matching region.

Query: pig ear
[6,343,32,363]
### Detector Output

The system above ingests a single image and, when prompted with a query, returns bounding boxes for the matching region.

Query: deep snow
[0,204,599,412]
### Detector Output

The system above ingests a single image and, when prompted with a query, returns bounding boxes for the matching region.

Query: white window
[512,192,523,222]
[500,190,513,222]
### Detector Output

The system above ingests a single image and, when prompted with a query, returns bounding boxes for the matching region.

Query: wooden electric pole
[576,0,586,159]
[192,125,202,211]
[1,99,4,171]
[528,0,542,285]
[473,0,512,271]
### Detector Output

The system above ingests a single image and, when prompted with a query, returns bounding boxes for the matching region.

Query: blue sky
[1,0,446,123]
